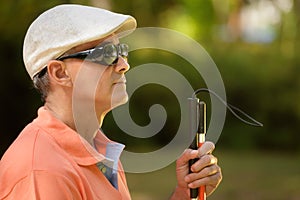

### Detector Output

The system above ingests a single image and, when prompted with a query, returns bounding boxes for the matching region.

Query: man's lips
[113,78,126,85]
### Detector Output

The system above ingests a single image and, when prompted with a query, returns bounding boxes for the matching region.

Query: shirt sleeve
[4,171,83,200]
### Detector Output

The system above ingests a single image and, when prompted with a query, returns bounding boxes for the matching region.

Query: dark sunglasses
[57,43,129,66]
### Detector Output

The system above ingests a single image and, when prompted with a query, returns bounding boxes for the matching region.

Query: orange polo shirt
[0,107,131,200]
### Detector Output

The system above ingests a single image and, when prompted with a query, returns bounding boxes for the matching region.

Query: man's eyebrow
[95,41,109,47]
[95,40,119,47]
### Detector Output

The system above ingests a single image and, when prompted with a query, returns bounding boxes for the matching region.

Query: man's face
[64,35,130,121]
[93,36,130,113]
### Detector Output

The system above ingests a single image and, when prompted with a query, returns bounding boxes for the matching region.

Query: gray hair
[32,67,49,102]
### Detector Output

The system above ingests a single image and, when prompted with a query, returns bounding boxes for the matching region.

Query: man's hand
[170,141,222,199]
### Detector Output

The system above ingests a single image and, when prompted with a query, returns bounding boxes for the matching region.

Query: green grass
[126,150,300,200]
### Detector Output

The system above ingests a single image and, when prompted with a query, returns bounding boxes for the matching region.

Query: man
[0,4,222,199]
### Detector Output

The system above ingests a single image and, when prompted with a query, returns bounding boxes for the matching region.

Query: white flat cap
[23,4,137,79]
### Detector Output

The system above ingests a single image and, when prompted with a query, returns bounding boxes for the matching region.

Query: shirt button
[101,167,107,174]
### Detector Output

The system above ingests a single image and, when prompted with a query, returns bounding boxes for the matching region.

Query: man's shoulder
[0,121,82,198]
[0,122,77,186]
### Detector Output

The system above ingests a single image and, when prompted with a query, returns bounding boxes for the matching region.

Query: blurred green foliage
[1,0,300,157]
[127,150,300,199]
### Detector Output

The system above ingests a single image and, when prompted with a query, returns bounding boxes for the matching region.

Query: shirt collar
[33,107,124,166]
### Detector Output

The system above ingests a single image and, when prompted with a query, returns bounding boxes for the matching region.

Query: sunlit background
[1,0,300,199]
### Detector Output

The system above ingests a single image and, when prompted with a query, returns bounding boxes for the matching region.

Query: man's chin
[111,94,128,109]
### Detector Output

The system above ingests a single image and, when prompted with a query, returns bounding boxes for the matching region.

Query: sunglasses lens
[119,44,129,57]
[73,43,129,66]
[102,44,117,65]
[90,48,103,62]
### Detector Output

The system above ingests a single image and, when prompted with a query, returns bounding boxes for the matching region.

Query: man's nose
[114,56,130,73]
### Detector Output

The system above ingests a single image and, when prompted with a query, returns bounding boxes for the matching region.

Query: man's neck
[44,97,102,146]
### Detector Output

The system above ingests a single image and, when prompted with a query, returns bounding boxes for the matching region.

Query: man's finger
[176,149,198,167]
[198,141,215,157]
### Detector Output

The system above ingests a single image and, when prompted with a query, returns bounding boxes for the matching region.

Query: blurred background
[1,0,300,199]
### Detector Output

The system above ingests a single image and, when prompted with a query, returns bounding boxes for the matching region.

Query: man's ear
[47,60,72,87]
